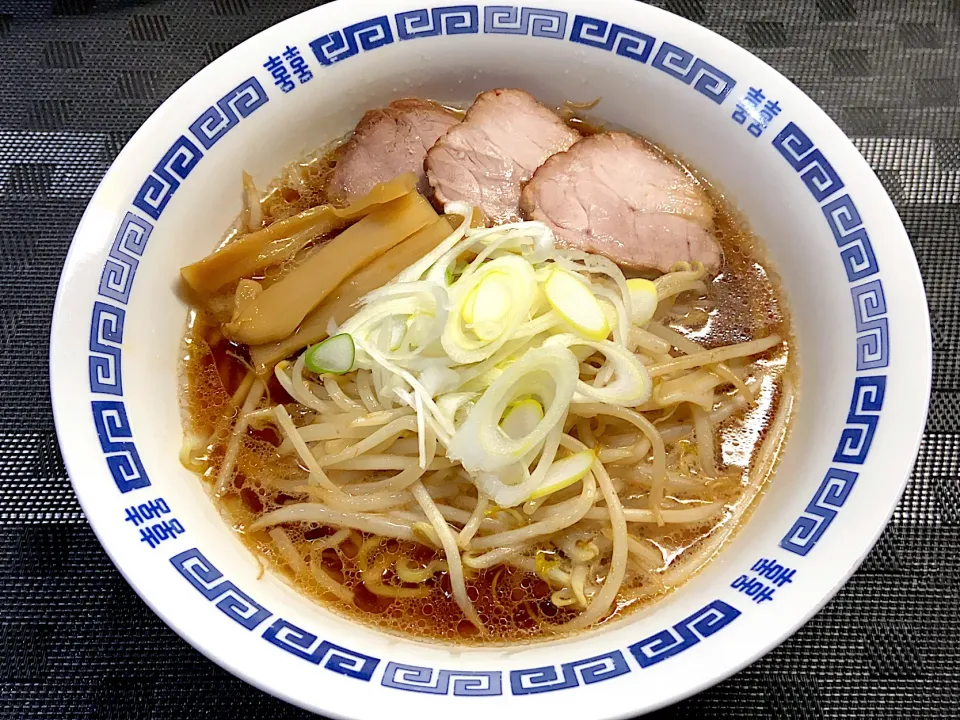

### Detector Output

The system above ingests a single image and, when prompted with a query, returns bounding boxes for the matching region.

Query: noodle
[628,326,672,355]
[692,405,718,478]
[463,546,524,569]
[357,370,382,413]
[651,262,704,300]
[470,472,597,551]
[230,371,255,408]
[647,335,782,377]
[583,502,725,523]
[314,417,417,467]
[325,455,454,471]
[558,440,627,629]
[410,481,483,630]
[215,379,264,495]
[249,503,418,540]
[273,405,339,493]
[572,403,667,523]
[273,358,334,414]
[309,547,356,604]
[458,495,488,548]
[659,374,795,588]
[324,375,364,412]
[179,128,797,643]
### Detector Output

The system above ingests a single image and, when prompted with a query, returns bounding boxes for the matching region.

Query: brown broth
[178,103,795,645]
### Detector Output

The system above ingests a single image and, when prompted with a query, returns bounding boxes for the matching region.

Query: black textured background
[3,0,959,717]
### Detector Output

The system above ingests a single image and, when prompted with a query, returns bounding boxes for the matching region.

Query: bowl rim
[49,0,931,717]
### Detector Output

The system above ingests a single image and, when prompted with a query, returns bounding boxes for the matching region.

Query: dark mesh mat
[2,0,958,717]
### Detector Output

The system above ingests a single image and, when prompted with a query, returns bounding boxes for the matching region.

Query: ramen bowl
[49,0,930,717]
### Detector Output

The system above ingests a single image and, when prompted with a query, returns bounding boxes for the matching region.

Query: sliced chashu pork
[520,132,721,272]
[426,88,580,223]
[327,99,460,202]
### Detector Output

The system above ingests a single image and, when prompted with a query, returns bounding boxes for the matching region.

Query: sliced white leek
[500,398,544,439]
[395,205,471,283]
[311,209,685,508]
[473,421,564,507]
[464,271,514,340]
[435,392,476,424]
[544,268,610,341]
[527,450,595,500]
[339,282,447,362]
[442,254,537,365]
[627,278,658,326]
[545,333,652,407]
[418,363,460,397]
[446,345,579,473]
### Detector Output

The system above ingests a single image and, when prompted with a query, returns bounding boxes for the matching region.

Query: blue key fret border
[87,75,270,495]
[81,3,893,695]
[306,7,734,104]
[772,120,889,556]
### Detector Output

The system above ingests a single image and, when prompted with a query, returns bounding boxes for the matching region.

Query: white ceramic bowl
[50,1,931,717]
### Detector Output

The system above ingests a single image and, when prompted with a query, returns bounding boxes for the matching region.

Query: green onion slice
[304,333,355,375]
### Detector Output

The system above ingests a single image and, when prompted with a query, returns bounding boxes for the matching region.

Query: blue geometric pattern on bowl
[483,6,566,37]
[86,74,269,494]
[383,663,502,695]
[778,468,858,556]
[91,400,149,493]
[310,16,393,65]
[188,77,270,150]
[772,121,888,556]
[98,212,151,305]
[651,41,736,103]
[262,619,380,680]
[850,280,889,371]
[822,194,879,282]
[771,121,845,202]
[833,375,886,465]
[171,547,382,680]
[569,14,655,63]
[89,301,124,396]
[396,6,480,40]
[628,600,742,667]
[83,3,891,695]
[132,135,204,221]
[171,548,271,630]
[510,650,630,695]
